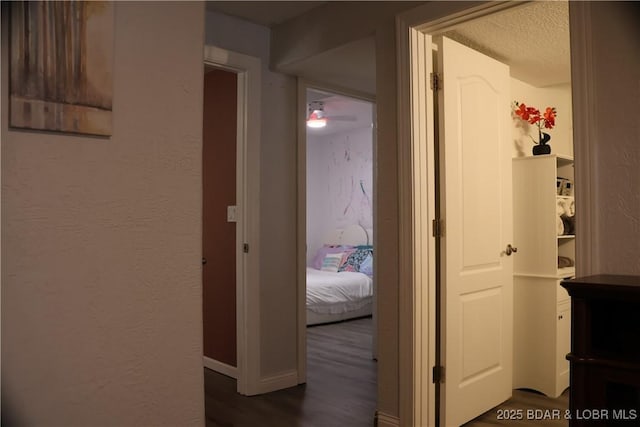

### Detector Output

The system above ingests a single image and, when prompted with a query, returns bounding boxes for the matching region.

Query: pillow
[321,253,344,272]
[339,248,356,268]
[338,247,373,272]
[359,254,373,276]
[311,245,353,269]
[355,245,374,250]
[340,261,359,272]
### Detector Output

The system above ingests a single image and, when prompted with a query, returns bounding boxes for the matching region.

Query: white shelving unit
[512,154,574,398]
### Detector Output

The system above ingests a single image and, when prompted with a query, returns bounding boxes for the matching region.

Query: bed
[306,224,374,326]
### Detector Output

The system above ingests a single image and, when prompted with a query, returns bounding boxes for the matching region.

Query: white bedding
[306,268,373,325]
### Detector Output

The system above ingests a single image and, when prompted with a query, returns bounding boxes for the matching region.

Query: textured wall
[1,3,205,425]
[205,10,298,378]
[589,1,640,275]
[307,126,374,263]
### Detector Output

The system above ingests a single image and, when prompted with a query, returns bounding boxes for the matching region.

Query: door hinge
[430,72,442,91]
[433,365,445,383]
[432,219,443,237]
[243,243,249,253]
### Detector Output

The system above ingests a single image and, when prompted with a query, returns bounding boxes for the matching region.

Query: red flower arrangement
[514,101,557,145]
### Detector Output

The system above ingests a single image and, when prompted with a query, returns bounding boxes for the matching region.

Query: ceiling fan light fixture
[306,110,327,129]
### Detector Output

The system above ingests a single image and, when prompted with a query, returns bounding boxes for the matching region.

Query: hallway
[204,317,376,426]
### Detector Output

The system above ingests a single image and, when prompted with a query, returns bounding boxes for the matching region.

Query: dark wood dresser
[561,275,640,426]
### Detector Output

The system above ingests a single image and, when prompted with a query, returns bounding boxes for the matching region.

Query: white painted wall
[511,79,574,158]
[205,10,298,380]
[1,3,205,425]
[306,126,374,264]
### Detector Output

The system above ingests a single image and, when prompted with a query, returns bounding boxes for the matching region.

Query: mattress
[306,267,373,325]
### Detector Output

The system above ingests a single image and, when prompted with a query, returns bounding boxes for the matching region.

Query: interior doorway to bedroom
[301,86,377,424]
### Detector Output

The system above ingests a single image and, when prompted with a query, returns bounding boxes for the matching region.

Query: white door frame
[203,45,261,396]
[296,79,376,383]
[396,1,593,425]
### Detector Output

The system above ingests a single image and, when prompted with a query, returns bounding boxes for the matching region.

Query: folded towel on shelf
[556,215,565,236]
[561,214,576,235]
[558,256,575,268]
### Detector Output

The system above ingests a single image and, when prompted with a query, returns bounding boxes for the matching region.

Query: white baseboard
[256,370,298,394]
[376,411,401,427]
[203,356,237,379]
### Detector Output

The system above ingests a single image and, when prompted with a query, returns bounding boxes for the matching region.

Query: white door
[436,36,513,426]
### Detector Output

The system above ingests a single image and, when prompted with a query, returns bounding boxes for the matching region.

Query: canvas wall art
[10,1,114,136]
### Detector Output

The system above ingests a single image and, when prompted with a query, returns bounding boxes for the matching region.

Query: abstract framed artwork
[10,1,114,136]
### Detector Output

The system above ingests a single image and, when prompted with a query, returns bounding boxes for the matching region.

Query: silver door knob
[505,244,518,256]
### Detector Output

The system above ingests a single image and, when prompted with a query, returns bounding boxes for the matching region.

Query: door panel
[459,80,501,270]
[203,69,238,367]
[460,287,502,382]
[437,36,513,426]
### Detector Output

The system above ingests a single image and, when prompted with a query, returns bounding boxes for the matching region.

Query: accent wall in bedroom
[203,68,237,368]
[307,116,373,264]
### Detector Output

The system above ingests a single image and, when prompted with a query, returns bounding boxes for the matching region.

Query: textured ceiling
[443,1,571,87]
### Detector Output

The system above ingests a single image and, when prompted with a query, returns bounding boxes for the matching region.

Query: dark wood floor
[204,316,377,427]
[204,317,569,427]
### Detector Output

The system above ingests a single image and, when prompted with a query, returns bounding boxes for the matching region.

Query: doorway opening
[305,87,376,329]
[202,45,262,397]
[398,1,575,425]
[300,84,378,424]
[202,66,239,379]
